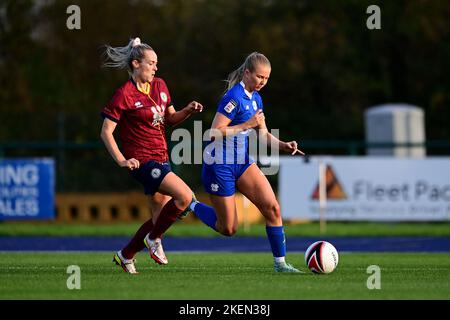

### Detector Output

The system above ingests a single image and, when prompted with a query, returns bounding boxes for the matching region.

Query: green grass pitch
[0,252,449,300]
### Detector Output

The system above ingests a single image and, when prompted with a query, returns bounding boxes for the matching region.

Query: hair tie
[132,37,141,47]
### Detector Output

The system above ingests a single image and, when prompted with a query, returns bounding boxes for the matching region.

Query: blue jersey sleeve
[216,92,239,120]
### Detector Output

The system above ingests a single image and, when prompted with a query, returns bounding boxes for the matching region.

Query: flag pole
[319,160,327,234]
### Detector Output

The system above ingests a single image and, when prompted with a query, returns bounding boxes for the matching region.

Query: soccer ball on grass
[305,240,339,274]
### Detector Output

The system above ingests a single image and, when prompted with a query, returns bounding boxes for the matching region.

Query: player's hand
[120,158,140,170]
[187,101,203,113]
[246,110,265,128]
[283,141,305,156]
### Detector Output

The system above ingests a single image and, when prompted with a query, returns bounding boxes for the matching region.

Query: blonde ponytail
[102,37,153,75]
[225,52,271,91]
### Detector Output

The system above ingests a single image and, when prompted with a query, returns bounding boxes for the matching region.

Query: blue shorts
[202,162,253,197]
[129,161,172,195]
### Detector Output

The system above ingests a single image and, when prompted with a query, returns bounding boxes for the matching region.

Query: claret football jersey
[101,77,173,164]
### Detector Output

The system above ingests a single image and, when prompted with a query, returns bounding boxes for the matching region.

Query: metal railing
[1,140,449,154]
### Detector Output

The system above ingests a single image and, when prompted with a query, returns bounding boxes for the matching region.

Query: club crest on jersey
[252,101,258,110]
[151,168,161,179]
[160,92,168,103]
[135,101,143,108]
[224,100,237,113]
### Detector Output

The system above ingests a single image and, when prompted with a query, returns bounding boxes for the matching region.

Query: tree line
[1,0,449,191]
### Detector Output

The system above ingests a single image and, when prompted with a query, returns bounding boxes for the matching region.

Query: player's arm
[258,119,305,155]
[100,118,140,170]
[165,101,203,127]
[209,110,265,139]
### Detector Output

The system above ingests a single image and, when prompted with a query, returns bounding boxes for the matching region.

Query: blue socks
[192,201,288,260]
[192,202,218,231]
[265,225,286,258]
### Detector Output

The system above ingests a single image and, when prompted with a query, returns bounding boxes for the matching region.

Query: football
[305,240,339,274]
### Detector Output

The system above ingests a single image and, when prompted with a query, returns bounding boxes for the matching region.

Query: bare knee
[173,192,192,210]
[217,224,237,237]
[262,201,281,224]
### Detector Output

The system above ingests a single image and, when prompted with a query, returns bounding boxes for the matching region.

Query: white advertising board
[279,157,450,221]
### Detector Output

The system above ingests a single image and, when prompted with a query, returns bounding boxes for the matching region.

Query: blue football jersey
[217,81,264,125]
[205,82,263,164]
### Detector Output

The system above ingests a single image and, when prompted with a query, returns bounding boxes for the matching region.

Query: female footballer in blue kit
[191,52,304,272]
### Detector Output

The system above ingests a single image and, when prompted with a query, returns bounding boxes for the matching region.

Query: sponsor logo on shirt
[135,101,143,108]
[151,106,165,126]
[252,101,258,110]
[224,100,237,113]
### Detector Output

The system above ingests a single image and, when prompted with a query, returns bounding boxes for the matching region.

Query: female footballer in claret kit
[100,37,202,274]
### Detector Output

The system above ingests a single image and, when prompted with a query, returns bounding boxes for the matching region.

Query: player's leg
[195,163,237,233]
[187,196,219,231]
[209,194,239,236]
[237,163,301,273]
[152,172,192,234]
[114,192,170,273]
[144,172,192,264]
[121,192,170,257]
[114,161,172,269]
[149,192,171,223]
[237,164,281,225]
